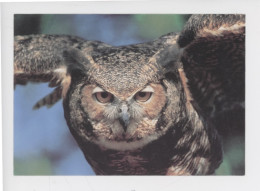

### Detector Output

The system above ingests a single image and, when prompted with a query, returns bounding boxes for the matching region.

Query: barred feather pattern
[33,86,62,109]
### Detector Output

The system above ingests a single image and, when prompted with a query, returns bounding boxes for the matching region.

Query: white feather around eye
[92,86,105,93]
[140,85,154,92]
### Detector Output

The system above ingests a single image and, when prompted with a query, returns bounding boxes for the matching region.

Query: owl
[14,14,245,175]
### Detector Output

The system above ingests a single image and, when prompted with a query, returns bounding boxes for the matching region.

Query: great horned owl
[14,14,245,175]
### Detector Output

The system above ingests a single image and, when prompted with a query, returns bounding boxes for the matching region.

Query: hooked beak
[119,104,130,132]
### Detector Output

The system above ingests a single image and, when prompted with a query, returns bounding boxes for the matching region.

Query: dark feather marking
[33,86,62,109]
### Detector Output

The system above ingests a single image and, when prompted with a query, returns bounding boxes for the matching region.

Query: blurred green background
[14,14,244,175]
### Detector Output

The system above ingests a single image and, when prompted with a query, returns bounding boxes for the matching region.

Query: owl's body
[14,14,245,175]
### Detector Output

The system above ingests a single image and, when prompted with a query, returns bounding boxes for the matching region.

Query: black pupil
[139,92,147,97]
[101,92,109,98]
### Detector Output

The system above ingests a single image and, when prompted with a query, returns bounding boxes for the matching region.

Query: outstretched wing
[178,15,245,120]
[14,34,110,109]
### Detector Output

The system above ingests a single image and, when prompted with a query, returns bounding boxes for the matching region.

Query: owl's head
[62,43,184,151]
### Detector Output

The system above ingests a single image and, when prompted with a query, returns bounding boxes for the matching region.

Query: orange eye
[95,92,114,103]
[135,92,152,102]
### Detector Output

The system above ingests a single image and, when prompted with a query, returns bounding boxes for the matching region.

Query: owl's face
[80,82,167,150]
[64,46,183,151]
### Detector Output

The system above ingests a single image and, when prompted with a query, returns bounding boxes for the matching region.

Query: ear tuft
[155,44,181,72]
[63,48,92,73]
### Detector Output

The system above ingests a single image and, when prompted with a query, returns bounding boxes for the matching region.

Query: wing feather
[14,34,103,108]
[178,14,245,118]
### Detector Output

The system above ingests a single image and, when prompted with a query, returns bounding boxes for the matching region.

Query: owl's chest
[80,141,172,175]
[98,153,150,175]
[84,147,169,175]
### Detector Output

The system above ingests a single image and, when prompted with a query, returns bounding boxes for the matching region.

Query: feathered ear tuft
[152,44,181,74]
[63,48,92,75]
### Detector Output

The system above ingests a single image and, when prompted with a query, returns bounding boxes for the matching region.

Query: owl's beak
[119,105,130,132]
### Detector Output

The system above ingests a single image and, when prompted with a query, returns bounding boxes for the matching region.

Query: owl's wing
[177,14,245,122]
[14,34,109,109]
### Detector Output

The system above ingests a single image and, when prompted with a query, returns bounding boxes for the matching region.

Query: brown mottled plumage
[178,14,245,118]
[14,14,245,175]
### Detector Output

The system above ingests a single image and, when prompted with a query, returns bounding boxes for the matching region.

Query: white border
[2,1,260,191]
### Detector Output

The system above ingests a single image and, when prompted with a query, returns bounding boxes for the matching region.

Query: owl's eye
[95,92,114,103]
[135,91,153,102]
